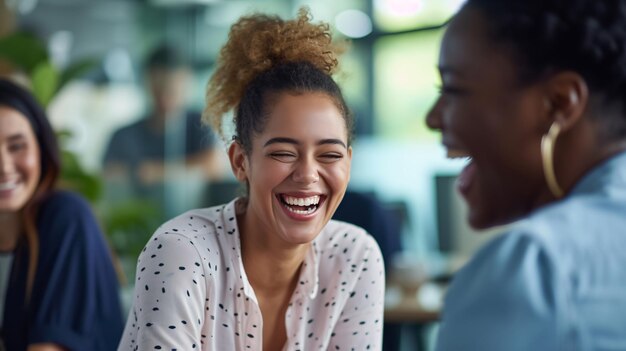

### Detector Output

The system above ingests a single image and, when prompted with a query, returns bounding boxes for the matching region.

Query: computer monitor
[434,174,501,258]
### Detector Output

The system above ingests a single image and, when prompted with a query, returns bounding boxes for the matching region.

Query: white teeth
[285,206,316,215]
[0,181,18,191]
[282,195,320,207]
[446,149,471,159]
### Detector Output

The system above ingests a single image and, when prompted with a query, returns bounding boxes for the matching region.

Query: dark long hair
[0,78,61,300]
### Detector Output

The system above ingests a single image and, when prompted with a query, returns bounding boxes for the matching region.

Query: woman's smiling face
[231,92,352,245]
[0,106,41,214]
[426,7,553,229]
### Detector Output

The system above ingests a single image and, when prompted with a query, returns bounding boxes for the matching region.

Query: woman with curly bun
[119,9,384,351]
[426,0,626,350]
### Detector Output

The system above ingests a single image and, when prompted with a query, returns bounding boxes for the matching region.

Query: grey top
[0,253,13,328]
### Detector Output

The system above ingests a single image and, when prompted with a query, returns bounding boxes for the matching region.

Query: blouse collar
[217,198,320,303]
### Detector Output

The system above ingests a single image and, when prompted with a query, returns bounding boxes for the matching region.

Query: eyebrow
[7,134,26,142]
[263,137,347,149]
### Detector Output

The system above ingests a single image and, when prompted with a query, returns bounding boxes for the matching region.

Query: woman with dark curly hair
[426,0,626,350]
[0,78,124,350]
[119,9,384,351]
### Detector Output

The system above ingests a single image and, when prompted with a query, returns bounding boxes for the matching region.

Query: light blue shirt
[436,152,626,351]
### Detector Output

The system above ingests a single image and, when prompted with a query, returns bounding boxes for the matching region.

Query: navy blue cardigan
[3,191,123,350]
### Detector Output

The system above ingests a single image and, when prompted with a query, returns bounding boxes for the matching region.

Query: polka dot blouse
[118,198,385,351]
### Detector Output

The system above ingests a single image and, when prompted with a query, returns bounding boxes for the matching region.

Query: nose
[425,97,443,131]
[292,156,320,184]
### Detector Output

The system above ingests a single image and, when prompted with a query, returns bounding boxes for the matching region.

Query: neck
[238,211,309,295]
[0,212,21,251]
[538,124,626,207]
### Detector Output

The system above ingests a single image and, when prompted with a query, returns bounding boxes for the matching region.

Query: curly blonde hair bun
[204,7,347,138]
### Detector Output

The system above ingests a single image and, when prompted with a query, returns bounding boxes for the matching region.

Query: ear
[542,72,589,131]
[228,142,248,182]
[346,146,353,179]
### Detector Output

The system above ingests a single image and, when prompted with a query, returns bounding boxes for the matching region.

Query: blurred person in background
[426,0,626,350]
[103,44,222,214]
[0,78,123,350]
[118,9,385,351]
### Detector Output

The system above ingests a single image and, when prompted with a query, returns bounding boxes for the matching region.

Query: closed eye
[269,152,297,162]
[436,84,468,96]
[319,153,344,162]
[8,142,27,152]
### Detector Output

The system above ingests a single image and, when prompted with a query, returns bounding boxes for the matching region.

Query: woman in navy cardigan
[0,78,123,351]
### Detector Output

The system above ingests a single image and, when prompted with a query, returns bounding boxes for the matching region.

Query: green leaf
[102,199,163,259]
[59,150,103,202]
[31,61,59,107]
[58,58,98,93]
[0,32,48,73]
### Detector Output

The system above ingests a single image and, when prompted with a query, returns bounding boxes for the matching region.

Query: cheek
[323,162,351,191]
[249,161,290,192]
[22,150,41,181]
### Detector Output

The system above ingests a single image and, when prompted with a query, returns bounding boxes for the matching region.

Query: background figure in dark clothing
[103,44,222,216]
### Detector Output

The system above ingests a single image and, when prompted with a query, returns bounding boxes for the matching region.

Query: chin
[468,206,525,231]
[278,221,326,245]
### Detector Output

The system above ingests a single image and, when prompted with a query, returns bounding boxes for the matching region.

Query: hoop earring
[541,122,564,198]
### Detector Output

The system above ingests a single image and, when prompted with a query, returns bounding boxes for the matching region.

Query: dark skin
[426,6,626,229]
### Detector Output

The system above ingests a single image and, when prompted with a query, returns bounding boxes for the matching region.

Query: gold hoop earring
[541,122,564,198]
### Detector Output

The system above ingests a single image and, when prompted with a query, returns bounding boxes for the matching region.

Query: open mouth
[446,148,476,196]
[0,180,18,192]
[446,148,472,161]
[276,194,326,216]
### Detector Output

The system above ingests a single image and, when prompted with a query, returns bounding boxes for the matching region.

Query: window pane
[374,0,465,32]
[374,29,443,141]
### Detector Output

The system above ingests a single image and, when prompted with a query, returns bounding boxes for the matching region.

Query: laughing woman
[119,9,385,351]
[427,0,626,350]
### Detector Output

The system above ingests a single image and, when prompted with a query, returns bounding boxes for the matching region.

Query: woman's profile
[119,9,385,351]
[427,0,626,349]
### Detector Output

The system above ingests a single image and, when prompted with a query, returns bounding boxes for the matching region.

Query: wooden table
[384,281,443,323]
[383,281,444,350]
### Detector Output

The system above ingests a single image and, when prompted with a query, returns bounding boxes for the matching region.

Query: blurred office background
[0,0,503,349]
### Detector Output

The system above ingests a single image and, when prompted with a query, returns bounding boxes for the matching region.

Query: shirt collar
[220,198,321,302]
[298,239,320,299]
[570,150,626,197]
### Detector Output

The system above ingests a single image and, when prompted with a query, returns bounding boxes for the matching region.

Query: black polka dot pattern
[118,199,385,350]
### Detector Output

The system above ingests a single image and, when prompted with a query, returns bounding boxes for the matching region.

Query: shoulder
[317,220,384,271]
[136,205,233,284]
[437,231,560,350]
[109,119,147,140]
[457,229,555,285]
[157,204,228,238]
[36,190,101,245]
[38,190,95,224]
[144,203,231,252]
[184,111,202,123]
[184,111,216,144]
[320,220,381,252]
[444,229,560,320]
